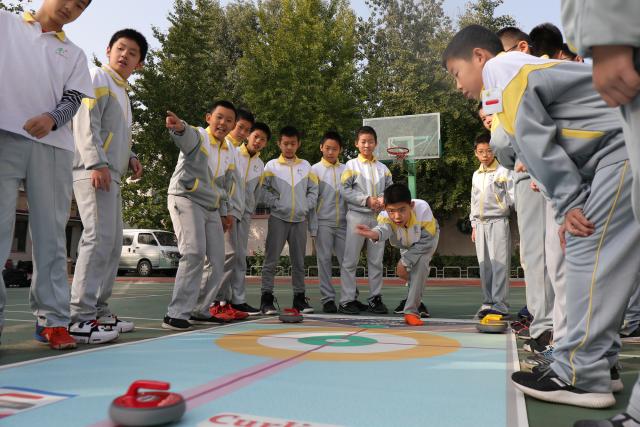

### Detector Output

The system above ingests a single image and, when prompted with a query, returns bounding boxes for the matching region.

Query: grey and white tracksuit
[372,200,439,315]
[470,159,513,314]
[166,125,232,320]
[308,159,347,304]
[339,155,393,304]
[260,155,318,295]
[486,51,640,393]
[71,65,137,322]
[219,142,264,304]
[561,0,640,408]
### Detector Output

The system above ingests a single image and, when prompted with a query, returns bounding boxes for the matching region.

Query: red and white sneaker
[36,326,77,350]
[222,303,249,320]
[98,314,135,333]
[209,302,234,322]
[68,320,119,344]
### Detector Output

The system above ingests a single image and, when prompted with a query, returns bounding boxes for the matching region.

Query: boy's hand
[471,227,476,243]
[592,46,640,107]
[396,260,409,281]
[558,223,567,254]
[355,224,379,240]
[376,196,385,211]
[23,114,55,139]
[222,215,233,233]
[564,208,595,237]
[129,157,143,180]
[530,180,540,192]
[91,167,111,191]
[166,111,185,133]
[514,161,527,173]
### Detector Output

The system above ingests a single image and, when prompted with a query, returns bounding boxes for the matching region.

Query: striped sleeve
[48,89,84,130]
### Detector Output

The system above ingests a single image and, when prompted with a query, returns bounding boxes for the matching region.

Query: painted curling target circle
[216,328,460,361]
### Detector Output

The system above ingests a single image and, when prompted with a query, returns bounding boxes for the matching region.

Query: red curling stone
[279,308,303,323]
[109,380,186,426]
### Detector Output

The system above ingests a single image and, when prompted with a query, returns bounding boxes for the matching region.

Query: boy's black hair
[356,126,377,143]
[207,100,237,119]
[561,43,578,60]
[279,125,300,141]
[442,25,503,68]
[383,183,412,205]
[496,26,532,45]
[474,132,491,148]
[529,23,563,58]
[109,29,149,63]
[321,130,343,148]
[236,108,256,125]
[250,122,271,141]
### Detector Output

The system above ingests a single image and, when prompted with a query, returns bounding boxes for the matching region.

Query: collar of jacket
[277,154,301,165]
[101,64,131,90]
[357,154,377,163]
[23,11,66,42]
[206,127,227,149]
[478,159,499,173]
[240,143,260,159]
[320,158,340,168]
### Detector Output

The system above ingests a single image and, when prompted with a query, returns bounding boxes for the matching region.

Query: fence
[248,265,525,279]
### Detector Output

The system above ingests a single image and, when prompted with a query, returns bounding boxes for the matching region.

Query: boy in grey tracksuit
[161,103,236,331]
[308,132,348,313]
[338,126,393,315]
[470,134,514,318]
[462,44,639,407]
[71,30,148,342]
[259,126,318,315]
[561,1,640,422]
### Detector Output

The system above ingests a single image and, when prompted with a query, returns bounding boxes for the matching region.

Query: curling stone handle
[126,380,170,396]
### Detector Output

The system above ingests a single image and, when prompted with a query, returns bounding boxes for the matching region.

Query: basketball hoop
[387,146,410,167]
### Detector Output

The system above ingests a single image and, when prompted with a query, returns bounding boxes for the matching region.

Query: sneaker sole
[50,342,78,350]
[188,319,224,325]
[103,324,135,333]
[512,382,615,408]
[70,333,119,345]
[300,308,314,314]
[337,309,359,315]
[262,310,278,315]
[161,322,193,331]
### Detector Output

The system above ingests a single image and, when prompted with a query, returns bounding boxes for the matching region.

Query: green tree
[457,0,516,33]
[0,0,30,13]
[237,0,362,162]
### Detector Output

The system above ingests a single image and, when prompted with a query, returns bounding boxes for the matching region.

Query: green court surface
[2,278,639,427]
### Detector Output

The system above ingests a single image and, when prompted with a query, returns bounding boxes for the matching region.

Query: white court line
[4,318,33,323]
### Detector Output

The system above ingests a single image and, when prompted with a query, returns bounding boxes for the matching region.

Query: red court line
[113,276,525,287]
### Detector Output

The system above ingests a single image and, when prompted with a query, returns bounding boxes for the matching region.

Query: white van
[118,229,180,277]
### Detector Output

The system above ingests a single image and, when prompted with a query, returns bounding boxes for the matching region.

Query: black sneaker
[610,364,623,393]
[260,292,278,315]
[511,367,615,408]
[231,303,261,316]
[188,315,225,325]
[620,326,640,342]
[574,413,640,427]
[293,293,314,314]
[523,329,553,353]
[162,316,193,331]
[367,295,388,314]
[338,301,360,315]
[418,303,430,318]
[353,299,369,311]
[476,308,491,320]
[323,300,338,313]
[393,299,406,314]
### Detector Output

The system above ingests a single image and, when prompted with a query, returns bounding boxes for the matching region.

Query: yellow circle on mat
[216,327,461,361]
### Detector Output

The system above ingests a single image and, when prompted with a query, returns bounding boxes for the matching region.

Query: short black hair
[356,126,377,143]
[496,26,532,45]
[561,43,578,60]
[109,29,149,63]
[474,132,491,148]
[251,122,271,141]
[529,23,563,58]
[442,25,503,68]
[321,130,343,148]
[279,125,300,141]
[383,183,412,205]
[207,100,237,119]
[236,109,255,125]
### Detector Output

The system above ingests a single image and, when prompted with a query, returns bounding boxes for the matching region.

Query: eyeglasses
[476,150,493,155]
[505,42,534,53]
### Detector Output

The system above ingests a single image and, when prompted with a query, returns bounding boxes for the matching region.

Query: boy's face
[355,133,377,158]
[384,201,415,228]
[107,37,143,80]
[474,142,495,166]
[246,129,268,155]
[278,135,300,159]
[205,106,236,141]
[478,108,493,131]
[231,119,253,142]
[41,0,89,27]
[320,138,341,164]
[446,48,491,100]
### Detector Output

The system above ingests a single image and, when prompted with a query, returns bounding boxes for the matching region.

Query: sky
[27,0,563,62]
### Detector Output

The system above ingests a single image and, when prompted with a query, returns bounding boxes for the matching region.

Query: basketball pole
[407,159,417,199]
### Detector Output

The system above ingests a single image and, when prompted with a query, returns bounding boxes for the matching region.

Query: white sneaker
[98,314,135,333]
[68,320,119,344]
